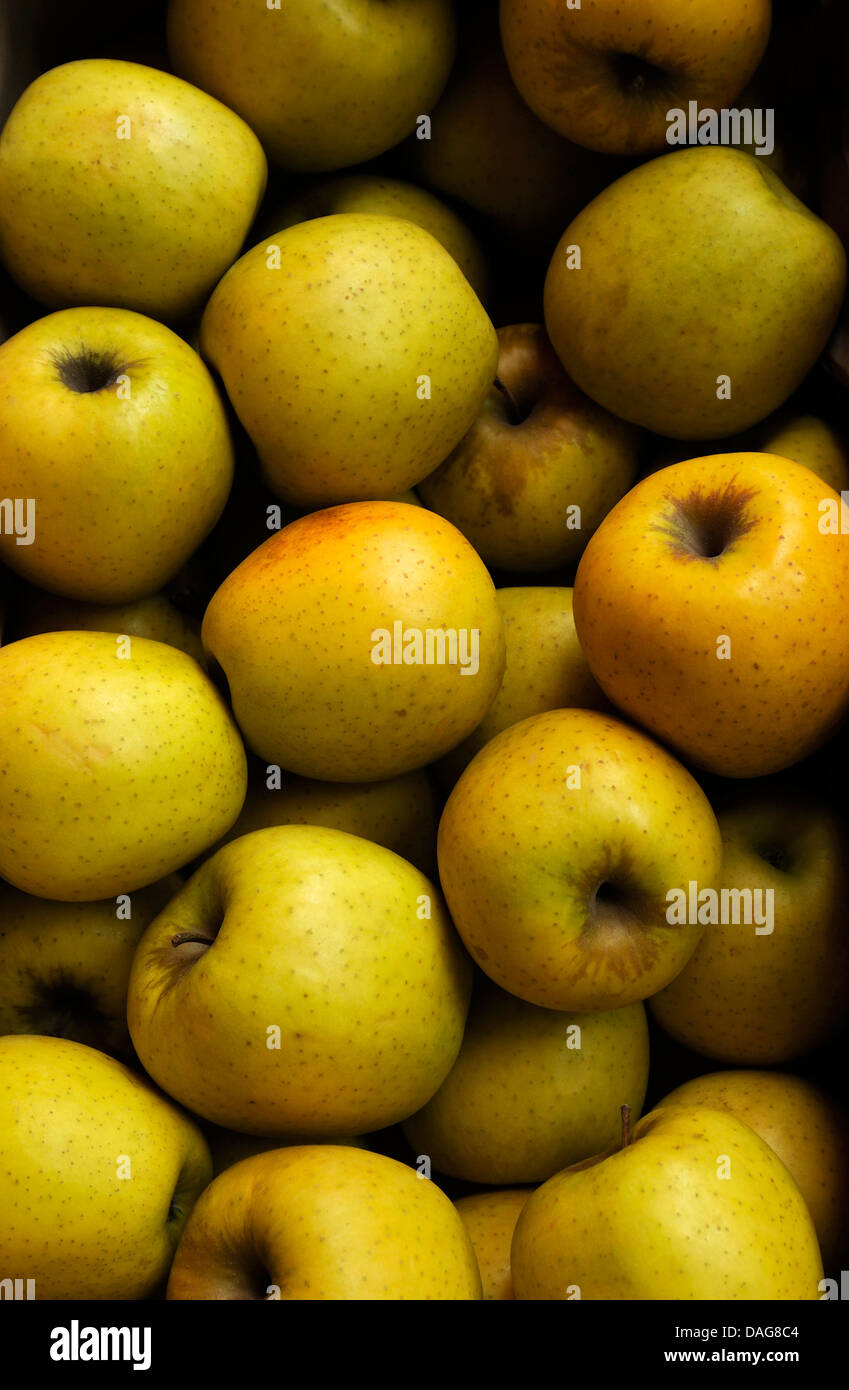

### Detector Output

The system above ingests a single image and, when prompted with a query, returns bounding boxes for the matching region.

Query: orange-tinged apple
[437,708,722,1011]
[417,324,638,572]
[202,502,505,782]
[167,1146,481,1301]
[573,453,849,778]
[455,1189,531,1300]
[500,0,771,155]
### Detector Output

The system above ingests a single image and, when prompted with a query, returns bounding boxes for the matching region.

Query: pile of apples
[1,0,849,1303]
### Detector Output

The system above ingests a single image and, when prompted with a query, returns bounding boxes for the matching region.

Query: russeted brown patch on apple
[651,479,760,562]
[50,345,134,394]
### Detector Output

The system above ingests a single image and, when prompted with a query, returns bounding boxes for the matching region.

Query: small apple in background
[9,584,205,667]
[760,414,849,493]
[649,797,849,1064]
[499,0,771,155]
[201,502,505,782]
[511,1104,823,1300]
[455,1189,531,1300]
[204,1127,365,1179]
[0,308,233,603]
[573,453,849,778]
[167,1145,481,1301]
[437,586,608,788]
[0,59,266,320]
[167,0,456,173]
[658,1070,849,1272]
[417,325,638,572]
[211,762,440,879]
[0,1034,212,1300]
[0,875,181,1056]
[437,708,722,1011]
[201,214,498,507]
[128,825,472,1137]
[545,150,846,438]
[0,631,247,900]
[265,174,489,304]
[403,979,649,1183]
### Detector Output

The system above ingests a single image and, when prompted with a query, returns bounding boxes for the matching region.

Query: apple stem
[170,932,215,948]
[493,375,522,425]
[620,1104,632,1149]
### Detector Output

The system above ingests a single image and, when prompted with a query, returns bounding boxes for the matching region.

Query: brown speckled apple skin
[455,1189,531,1300]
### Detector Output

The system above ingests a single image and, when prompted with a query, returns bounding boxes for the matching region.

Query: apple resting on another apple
[455,1190,532,1301]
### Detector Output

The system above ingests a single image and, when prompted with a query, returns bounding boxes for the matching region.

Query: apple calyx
[653,481,759,561]
[51,345,130,394]
[610,52,668,99]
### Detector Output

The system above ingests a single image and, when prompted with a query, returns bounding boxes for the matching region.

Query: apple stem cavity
[493,375,523,425]
[620,1103,632,1149]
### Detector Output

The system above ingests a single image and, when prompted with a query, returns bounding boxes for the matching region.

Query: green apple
[201,214,498,507]
[0,308,233,602]
[167,1145,481,1300]
[650,798,849,1064]
[545,149,846,437]
[0,59,266,319]
[511,1103,824,1299]
[0,876,181,1056]
[213,762,440,879]
[658,1070,849,1272]
[128,825,472,1136]
[265,174,489,302]
[437,707,722,1010]
[403,980,649,1183]
[0,1034,212,1299]
[760,414,849,494]
[500,0,771,155]
[437,587,608,789]
[10,584,205,666]
[168,0,456,173]
[418,323,638,570]
[201,502,505,782]
[455,1189,531,1300]
[0,631,247,900]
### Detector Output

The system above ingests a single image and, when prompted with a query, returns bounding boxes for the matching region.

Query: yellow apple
[201,502,505,782]
[545,149,846,437]
[573,453,849,777]
[760,414,849,494]
[0,1034,212,1299]
[201,214,498,506]
[204,1127,365,1178]
[10,584,205,666]
[403,980,649,1183]
[437,708,722,1010]
[168,0,456,173]
[0,59,266,319]
[0,308,233,602]
[500,0,771,154]
[167,1145,481,1300]
[0,631,247,900]
[128,825,472,1136]
[512,1104,823,1299]
[658,1070,849,1271]
[455,1189,531,1300]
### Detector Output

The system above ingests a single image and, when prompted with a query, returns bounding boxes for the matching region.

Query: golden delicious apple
[266,174,489,302]
[0,876,180,1056]
[0,59,266,320]
[168,0,456,172]
[512,1104,824,1299]
[455,1189,531,1300]
[167,1145,481,1300]
[403,980,649,1183]
[0,632,247,900]
[201,214,498,507]
[0,1034,212,1300]
[418,324,638,570]
[128,825,472,1136]
[658,1070,849,1271]
[649,798,849,1063]
[213,763,439,878]
[437,708,722,1011]
[201,502,505,781]
[10,585,205,666]
[545,149,846,437]
[0,308,233,602]
[500,0,771,154]
[573,453,849,777]
[760,414,849,494]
